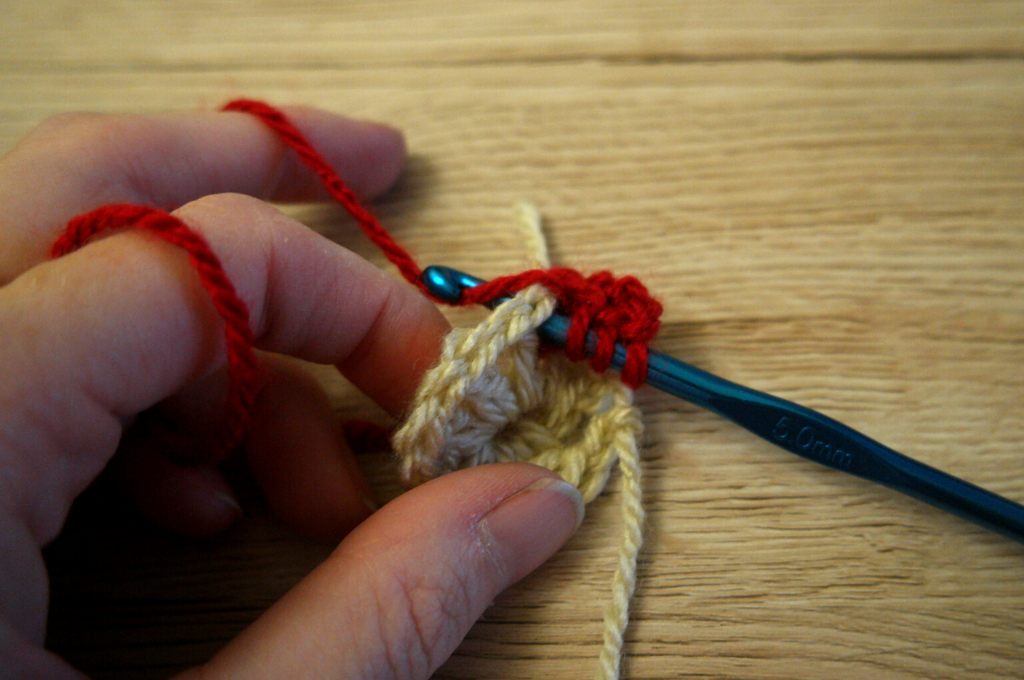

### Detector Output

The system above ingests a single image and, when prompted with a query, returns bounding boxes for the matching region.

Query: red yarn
[224,100,663,387]
[49,100,662,462]
[223,100,426,290]
[51,204,259,461]
[460,268,662,388]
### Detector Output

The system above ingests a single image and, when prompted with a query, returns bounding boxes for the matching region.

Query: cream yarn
[392,205,645,680]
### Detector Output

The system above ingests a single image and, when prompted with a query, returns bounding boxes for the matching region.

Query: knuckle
[172,193,288,335]
[372,561,477,679]
[173,193,280,256]
[24,112,137,155]
[173,192,283,260]
[26,111,108,140]
[176,191,261,219]
[14,113,160,200]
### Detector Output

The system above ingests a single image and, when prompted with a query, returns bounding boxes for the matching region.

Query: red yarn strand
[225,100,663,388]
[222,100,426,289]
[51,204,260,460]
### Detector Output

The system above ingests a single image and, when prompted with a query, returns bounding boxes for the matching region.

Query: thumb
[173,463,585,680]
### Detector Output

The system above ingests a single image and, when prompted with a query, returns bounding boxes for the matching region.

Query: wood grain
[3,0,1023,70]
[2,1,1022,679]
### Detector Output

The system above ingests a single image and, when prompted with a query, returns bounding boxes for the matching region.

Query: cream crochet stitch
[392,205,645,680]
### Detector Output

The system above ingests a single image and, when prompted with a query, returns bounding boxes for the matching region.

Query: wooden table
[4,2,1022,678]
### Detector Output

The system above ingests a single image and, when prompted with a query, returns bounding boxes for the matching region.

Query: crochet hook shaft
[422,264,1024,544]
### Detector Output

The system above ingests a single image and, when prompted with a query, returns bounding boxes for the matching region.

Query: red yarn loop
[223,100,663,388]
[51,204,260,462]
[458,268,662,388]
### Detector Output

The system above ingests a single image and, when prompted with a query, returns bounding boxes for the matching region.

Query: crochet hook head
[421,265,484,303]
[423,264,577,348]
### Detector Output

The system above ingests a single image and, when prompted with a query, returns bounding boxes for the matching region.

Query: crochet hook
[421,264,1024,544]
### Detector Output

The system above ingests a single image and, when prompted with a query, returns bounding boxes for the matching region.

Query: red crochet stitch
[459,268,662,388]
[51,204,259,461]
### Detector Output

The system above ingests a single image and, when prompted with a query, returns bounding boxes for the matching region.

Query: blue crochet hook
[422,264,1024,545]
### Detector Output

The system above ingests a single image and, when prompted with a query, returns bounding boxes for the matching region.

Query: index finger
[0,106,405,283]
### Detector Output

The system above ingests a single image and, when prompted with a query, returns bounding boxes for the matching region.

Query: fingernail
[530,477,586,528]
[478,477,585,582]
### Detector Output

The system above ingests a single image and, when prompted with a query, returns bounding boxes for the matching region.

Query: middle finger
[0,105,405,283]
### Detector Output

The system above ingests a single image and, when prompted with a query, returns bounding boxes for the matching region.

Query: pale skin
[0,107,585,679]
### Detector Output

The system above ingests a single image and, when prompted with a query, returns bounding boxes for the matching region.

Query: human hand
[0,106,584,679]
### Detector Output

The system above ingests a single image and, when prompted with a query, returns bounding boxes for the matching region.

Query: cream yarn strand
[392,205,644,680]
[515,200,550,268]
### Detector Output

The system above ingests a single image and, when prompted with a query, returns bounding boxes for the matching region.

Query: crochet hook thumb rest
[422,265,1024,544]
